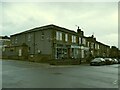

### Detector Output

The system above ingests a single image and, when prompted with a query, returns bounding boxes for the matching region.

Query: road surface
[1,59,119,88]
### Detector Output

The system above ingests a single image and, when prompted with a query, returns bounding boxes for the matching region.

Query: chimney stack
[77,26,84,36]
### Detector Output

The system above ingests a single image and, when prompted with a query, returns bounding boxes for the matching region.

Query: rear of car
[112,58,118,64]
[90,58,105,66]
[104,58,113,65]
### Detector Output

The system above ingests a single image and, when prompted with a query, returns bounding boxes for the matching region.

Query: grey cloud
[2,2,118,47]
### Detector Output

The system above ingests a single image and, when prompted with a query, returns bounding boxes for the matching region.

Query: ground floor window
[55,48,68,59]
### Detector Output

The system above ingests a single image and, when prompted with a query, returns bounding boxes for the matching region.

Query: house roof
[11,24,78,36]
[0,36,10,39]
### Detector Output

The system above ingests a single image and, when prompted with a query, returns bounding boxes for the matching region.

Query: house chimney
[77,26,81,33]
[77,26,84,36]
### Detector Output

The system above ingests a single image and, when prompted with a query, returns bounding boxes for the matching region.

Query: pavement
[1,59,119,88]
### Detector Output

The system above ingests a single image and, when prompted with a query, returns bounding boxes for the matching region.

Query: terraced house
[3,24,111,63]
[9,24,88,61]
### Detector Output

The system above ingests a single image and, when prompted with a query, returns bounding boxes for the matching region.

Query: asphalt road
[2,59,119,88]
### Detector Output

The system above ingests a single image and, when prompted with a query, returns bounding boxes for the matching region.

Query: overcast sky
[1,2,118,48]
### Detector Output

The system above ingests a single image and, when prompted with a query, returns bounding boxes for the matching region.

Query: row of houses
[1,24,120,63]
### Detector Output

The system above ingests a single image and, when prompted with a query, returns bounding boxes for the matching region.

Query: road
[2,59,119,88]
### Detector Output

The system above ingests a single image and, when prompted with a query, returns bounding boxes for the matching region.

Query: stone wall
[28,54,52,63]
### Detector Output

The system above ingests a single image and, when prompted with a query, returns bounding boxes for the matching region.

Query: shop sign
[71,45,80,49]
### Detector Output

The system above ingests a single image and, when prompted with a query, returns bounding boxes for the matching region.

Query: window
[28,33,32,42]
[65,34,68,42]
[87,41,89,47]
[11,39,14,44]
[82,38,86,45]
[60,32,62,40]
[72,35,76,43]
[95,44,97,49]
[56,31,62,41]
[56,32,59,40]
[41,32,44,40]
[91,43,94,49]
[15,37,18,44]
[98,44,100,49]
[72,36,74,43]
[79,37,82,44]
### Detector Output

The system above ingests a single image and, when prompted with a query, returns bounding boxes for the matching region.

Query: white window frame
[72,35,76,43]
[41,32,44,40]
[56,31,62,41]
[56,31,59,40]
[28,34,31,42]
[82,38,86,45]
[15,37,18,44]
[97,44,100,49]
[65,34,68,42]
[74,36,76,43]
[91,43,94,49]
[79,37,82,44]
[87,41,89,47]
[95,43,98,49]
[72,35,74,43]
[60,32,62,41]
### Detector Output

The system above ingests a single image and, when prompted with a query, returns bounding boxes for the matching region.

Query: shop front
[71,45,80,59]
[54,44,81,60]
[54,44,70,59]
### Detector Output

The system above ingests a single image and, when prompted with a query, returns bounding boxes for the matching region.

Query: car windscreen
[92,59,101,62]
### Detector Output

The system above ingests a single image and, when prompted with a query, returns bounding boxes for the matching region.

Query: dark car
[104,58,113,65]
[90,58,105,66]
[112,58,118,64]
[118,59,120,64]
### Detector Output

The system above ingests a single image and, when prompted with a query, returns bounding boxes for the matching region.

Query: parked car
[112,58,118,64]
[104,58,113,65]
[118,59,120,64]
[90,58,105,66]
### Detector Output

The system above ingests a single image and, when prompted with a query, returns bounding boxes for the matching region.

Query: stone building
[85,35,110,59]
[3,24,112,63]
[10,24,90,62]
[0,36,11,58]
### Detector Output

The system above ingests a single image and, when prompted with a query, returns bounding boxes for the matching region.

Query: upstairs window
[65,34,68,42]
[60,32,62,41]
[95,44,98,49]
[56,31,62,41]
[87,41,89,47]
[72,35,76,43]
[82,38,86,45]
[15,36,18,44]
[41,32,44,40]
[79,37,82,44]
[28,33,31,42]
[97,44,100,49]
[91,43,94,49]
